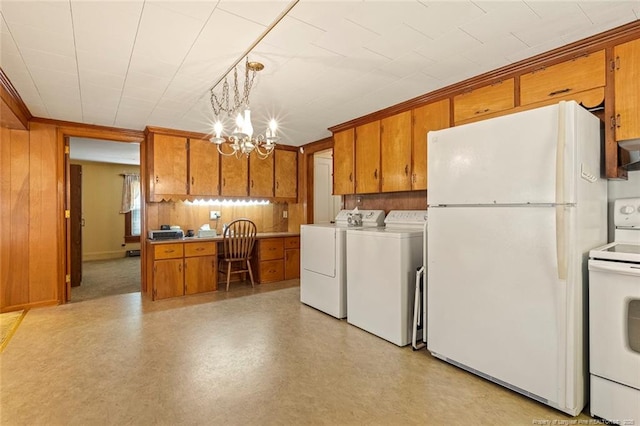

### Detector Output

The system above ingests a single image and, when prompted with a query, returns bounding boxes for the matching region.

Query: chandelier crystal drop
[209,57,279,159]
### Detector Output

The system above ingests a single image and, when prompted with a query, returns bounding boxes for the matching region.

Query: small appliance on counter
[148,229,184,240]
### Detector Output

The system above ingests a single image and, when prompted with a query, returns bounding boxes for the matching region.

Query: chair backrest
[222,219,257,261]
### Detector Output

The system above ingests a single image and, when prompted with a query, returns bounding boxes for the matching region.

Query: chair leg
[226,261,232,292]
[247,260,255,288]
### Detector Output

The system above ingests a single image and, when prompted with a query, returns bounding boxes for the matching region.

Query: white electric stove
[588,197,640,424]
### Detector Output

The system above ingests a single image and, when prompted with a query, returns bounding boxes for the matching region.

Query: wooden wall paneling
[6,129,30,307]
[0,69,31,130]
[28,123,58,303]
[343,190,427,212]
[0,128,13,309]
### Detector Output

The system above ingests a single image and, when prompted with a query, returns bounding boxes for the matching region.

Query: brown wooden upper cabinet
[614,39,640,143]
[333,129,355,195]
[412,99,451,190]
[274,150,297,199]
[355,121,381,194]
[249,154,274,198]
[189,138,220,198]
[381,111,412,192]
[220,155,249,197]
[454,78,515,124]
[149,133,188,201]
[520,50,606,106]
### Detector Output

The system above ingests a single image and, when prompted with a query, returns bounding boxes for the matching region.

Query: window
[121,174,141,243]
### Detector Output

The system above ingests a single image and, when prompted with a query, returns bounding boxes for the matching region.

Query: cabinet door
[259,260,284,283]
[259,238,284,261]
[614,39,640,142]
[284,249,300,280]
[453,78,514,124]
[189,138,219,197]
[520,50,605,106]
[412,99,450,190]
[220,155,248,197]
[333,129,355,195]
[381,111,412,192]
[274,150,297,198]
[153,259,184,300]
[355,121,381,194]
[152,134,188,197]
[184,255,217,295]
[249,154,274,198]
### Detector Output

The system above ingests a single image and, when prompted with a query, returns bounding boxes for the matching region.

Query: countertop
[147,231,300,245]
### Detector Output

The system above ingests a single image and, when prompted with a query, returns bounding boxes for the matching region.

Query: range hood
[620,139,640,171]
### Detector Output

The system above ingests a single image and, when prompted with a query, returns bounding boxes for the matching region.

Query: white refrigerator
[426,101,607,416]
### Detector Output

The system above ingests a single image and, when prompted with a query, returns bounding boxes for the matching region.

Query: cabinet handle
[548,88,571,97]
[404,165,409,175]
[349,172,353,182]
[614,55,620,70]
[165,249,174,253]
[191,176,194,185]
[155,175,159,183]
[196,247,204,251]
[616,114,621,129]
[374,169,378,179]
[474,108,490,115]
[276,181,279,189]
[251,179,254,188]
[223,178,226,187]
[179,263,182,272]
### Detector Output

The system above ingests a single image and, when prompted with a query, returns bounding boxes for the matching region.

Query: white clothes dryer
[300,210,385,319]
[346,210,428,346]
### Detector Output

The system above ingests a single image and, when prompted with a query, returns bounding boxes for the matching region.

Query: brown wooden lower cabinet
[149,241,217,300]
[253,236,300,283]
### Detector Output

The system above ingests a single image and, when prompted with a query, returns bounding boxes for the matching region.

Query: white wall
[606,170,640,240]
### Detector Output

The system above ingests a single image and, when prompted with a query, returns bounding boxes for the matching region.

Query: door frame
[57,125,144,303]
[301,137,334,225]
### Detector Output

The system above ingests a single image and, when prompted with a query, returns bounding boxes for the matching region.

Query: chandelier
[209,57,279,159]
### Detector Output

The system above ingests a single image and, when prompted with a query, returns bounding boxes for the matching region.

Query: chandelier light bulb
[235,113,244,132]
[242,109,253,138]
[214,121,223,138]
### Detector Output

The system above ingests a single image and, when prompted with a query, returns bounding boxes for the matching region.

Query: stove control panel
[615,197,640,229]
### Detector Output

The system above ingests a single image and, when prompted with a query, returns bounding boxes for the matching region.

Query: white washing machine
[588,197,640,424]
[346,210,428,346]
[300,210,385,319]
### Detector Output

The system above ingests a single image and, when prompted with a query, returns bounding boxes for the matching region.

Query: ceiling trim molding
[31,117,145,142]
[329,19,640,133]
[0,68,32,130]
[301,136,333,155]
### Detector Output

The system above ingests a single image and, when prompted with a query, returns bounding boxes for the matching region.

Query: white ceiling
[1,1,639,149]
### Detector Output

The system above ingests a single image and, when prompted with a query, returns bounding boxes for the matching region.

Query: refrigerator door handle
[555,101,568,280]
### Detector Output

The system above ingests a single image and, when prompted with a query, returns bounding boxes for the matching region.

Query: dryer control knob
[620,205,635,214]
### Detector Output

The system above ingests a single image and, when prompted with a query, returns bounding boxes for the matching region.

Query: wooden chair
[218,219,257,291]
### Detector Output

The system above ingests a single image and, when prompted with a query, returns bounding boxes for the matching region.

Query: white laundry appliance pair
[300,210,385,319]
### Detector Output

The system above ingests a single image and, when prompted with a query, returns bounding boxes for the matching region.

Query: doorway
[313,149,341,224]
[66,137,142,302]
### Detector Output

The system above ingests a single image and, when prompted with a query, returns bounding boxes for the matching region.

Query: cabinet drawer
[259,260,284,283]
[154,243,184,259]
[284,237,300,250]
[454,78,514,124]
[184,241,216,257]
[259,239,284,261]
[520,50,605,106]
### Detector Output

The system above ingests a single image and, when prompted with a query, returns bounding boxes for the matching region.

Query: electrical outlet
[210,211,221,220]
[283,210,288,218]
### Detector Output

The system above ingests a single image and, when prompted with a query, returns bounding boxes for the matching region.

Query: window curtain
[120,174,140,214]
